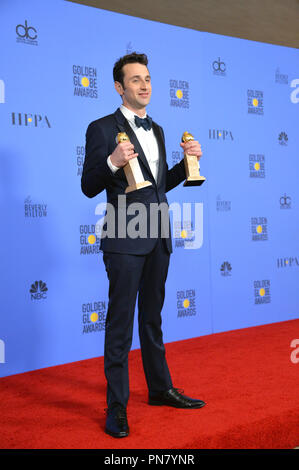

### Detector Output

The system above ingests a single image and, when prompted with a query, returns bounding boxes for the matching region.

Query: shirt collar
[120,104,147,126]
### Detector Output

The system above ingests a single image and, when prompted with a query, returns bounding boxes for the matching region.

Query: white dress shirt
[107,105,160,182]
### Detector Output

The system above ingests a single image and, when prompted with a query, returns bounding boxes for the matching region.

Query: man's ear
[114,81,124,97]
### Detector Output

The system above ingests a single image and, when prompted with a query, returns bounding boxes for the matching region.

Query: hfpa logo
[290,79,299,104]
[0,79,5,104]
[0,339,5,363]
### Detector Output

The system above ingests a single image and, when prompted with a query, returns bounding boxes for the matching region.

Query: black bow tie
[134,115,152,131]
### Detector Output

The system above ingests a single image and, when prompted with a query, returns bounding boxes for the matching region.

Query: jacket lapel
[113,108,154,181]
[152,121,166,189]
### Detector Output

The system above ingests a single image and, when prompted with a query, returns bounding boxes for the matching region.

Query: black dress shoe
[105,404,129,438]
[148,388,206,409]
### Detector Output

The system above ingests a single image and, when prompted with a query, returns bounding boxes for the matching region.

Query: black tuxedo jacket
[81,108,186,254]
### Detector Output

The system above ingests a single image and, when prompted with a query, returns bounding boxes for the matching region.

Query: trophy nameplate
[181,131,206,186]
[116,132,152,194]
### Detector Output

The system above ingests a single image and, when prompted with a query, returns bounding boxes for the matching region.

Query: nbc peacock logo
[220,261,232,276]
[278,131,288,146]
[30,280,48,300]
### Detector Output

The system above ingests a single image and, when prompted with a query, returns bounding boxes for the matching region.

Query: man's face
[115,62,152,112]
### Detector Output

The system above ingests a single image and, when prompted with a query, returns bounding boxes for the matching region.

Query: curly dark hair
[113,52,148,87]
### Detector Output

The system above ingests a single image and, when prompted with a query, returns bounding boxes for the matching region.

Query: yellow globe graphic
[88,234,96,244]
[183,299,190,308]
[252,98,259,107]
[81,76,90,87]
[256,225,263,234]
[176,89,183,99]
[181,230,187,239]
[259,288,265,297]
[254,162,260,171]
[90,312,98,323]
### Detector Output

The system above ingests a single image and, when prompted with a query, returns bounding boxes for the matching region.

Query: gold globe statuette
[116,132,152,194]
[181,131,206,186]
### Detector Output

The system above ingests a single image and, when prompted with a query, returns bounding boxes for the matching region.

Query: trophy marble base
[183,152,206,187]
[125,180,152,194]
[116,132,152,195]
[124,157,152,194]
[183,176,206,186]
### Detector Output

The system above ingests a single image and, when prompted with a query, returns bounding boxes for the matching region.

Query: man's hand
[180,140,203,161]
[110,142,139,168]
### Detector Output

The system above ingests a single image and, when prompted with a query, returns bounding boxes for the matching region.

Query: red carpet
[0,320,298,449]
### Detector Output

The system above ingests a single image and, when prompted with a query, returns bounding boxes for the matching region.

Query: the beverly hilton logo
[275,68,288,84]
[169,79,189,108]
[216,195,231,212]
[73,65,98,98]
[247,90,264,115]
[24,196,47,218]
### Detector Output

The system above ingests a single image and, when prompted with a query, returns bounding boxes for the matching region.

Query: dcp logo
[16,20,37,40]
[212,57,226,73]
[280,193,291,209]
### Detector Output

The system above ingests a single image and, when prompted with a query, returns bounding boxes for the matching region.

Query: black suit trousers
[103,237,173,408]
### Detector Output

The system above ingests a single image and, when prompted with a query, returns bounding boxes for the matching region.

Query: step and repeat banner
[0,0,298,377]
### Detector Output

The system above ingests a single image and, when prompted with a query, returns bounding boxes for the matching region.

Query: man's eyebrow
[129,74,151,79]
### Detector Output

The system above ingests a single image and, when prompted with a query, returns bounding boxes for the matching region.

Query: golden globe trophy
[116,132,152,194]
[181,131,206,186]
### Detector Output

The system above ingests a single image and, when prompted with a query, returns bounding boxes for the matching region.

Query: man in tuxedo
[81,52,205,438]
